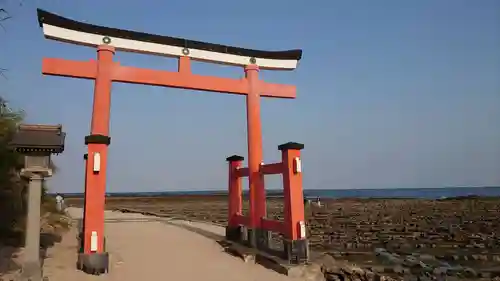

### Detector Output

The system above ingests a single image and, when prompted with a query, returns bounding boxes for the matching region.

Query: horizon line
[49,186,500,195]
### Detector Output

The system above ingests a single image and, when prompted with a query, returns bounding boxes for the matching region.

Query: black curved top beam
[37,9,302,70]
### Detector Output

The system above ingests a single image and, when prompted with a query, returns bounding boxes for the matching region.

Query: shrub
[0,98,59,246]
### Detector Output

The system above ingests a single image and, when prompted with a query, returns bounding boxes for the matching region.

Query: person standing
[55,193,64,212]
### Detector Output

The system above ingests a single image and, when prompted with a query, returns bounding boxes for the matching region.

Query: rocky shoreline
[65,195,500,280]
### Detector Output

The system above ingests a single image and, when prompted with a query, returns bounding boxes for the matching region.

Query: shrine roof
[9,124,65,153]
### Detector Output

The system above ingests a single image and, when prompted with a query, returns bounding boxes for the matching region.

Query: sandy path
[42,208,295,281]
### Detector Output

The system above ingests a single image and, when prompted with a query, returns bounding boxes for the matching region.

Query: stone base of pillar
[21,260,42,281]
[283,239,309,264]
[255,228,271,251]
[246,228,271,250]
[225,226,243,242]
[77,232,108,275]
[247,228,256,248]
[77,252,109,275]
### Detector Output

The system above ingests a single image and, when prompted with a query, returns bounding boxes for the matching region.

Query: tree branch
[0,8,11,32]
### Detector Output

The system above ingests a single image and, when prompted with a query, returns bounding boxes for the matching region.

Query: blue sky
[1,0,499,192]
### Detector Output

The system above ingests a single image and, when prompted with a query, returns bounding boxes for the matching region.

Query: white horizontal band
[42,24,299,70]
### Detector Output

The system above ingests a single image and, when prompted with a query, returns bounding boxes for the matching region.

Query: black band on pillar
[85,134,111,145]
[84,153,88,160]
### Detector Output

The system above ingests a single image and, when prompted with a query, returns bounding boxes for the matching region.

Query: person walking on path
[55,193,65,213]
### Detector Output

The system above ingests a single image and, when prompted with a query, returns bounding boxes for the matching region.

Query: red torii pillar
[42,45,297,273]
[79,153,88,253]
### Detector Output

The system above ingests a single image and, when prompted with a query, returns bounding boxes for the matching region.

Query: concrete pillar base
[247,228,256,248]
[21,260,42,281]
[255,228,271,251]
[283,239,309,264]
[225,226,243,242]
[77,252,109,275]
[246,228,271,250]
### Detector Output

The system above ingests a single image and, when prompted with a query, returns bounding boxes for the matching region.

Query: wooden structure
[226,142,308,263]
[37,8,303,273]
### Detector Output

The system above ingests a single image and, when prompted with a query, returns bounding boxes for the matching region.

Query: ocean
[301,186,500,199]
[60,186,500,200]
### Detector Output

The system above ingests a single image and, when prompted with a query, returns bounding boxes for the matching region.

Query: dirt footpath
[42,208,295,281]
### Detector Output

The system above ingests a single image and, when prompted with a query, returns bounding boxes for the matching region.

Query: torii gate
[37,9,302,274]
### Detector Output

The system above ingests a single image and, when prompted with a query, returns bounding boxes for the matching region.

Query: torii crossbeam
[37,9,302,274]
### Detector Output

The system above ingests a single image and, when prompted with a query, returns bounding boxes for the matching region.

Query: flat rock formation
[65,196,500,280]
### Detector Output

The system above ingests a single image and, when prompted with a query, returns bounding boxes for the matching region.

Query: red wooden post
[280,142,308,263]
[80,45,114,272]
[79,153,88,252]
[226,155,244,241]
[244,65,267,248]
